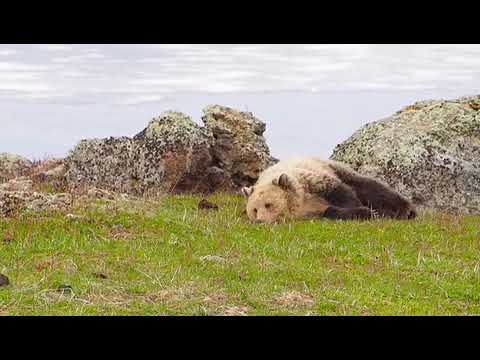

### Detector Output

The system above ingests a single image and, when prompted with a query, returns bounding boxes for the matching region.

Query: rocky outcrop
[0,153,32,183]
[0,157,71,217]
[65,105,276,195]
[0,177,33,192]
[29,159,66,185]
[0,190,72,217]
[331,95,480,214]
[202,105,277,187]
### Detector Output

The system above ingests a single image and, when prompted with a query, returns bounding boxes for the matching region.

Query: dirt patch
[144,288,196,304]
[200,255,227,264]
[2,232,14,245]
[218,305,249,316]
[110,224,133,241]
[203,291,228,306]
[57,284,74,295]
[202,290,249,316]
[35,259,56,272]
[273,291,315,309]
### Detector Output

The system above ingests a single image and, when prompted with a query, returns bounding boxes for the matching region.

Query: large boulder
[202,105,277,187]
[65,106,276,195]
[331,95,480,214]
[0,153,32,183]
[66,111,212,195]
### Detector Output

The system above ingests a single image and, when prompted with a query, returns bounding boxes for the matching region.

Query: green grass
[1,194,479,315]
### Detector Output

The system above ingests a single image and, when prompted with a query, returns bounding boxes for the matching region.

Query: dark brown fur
[328,163,416,220]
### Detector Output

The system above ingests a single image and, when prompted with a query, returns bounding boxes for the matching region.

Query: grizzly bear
[241,158,416,224]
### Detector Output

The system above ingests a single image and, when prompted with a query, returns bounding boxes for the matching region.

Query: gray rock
[30,159,67,185]
[200,255,227,263]
[202,105,277,188]
[331,95,480,214]
[0,190,72,217]
[66,111,214,195]
[65,106,276,195]
[0,273,9,287]
[0,153,32,183]
[0,177,33,192]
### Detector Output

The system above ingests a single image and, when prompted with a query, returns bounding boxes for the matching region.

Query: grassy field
[1,194,479,316]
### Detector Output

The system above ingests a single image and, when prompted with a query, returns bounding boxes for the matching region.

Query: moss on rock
[0,153,32,183]
[331,95,480,214]
[65,105,276,195]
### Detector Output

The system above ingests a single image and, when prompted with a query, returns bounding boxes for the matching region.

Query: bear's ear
[272,173,295,192]
[241,186,254,198]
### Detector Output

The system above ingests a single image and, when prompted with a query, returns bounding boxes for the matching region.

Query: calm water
[0,89,473,161]
[1,44,479,160]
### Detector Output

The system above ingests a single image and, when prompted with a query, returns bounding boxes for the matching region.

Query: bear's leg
[302,204,375,221]
[308,181,376,220]
[323,206,375,220]
[331,166,416,219]
[322,183,364,208]
[352,178,415,219]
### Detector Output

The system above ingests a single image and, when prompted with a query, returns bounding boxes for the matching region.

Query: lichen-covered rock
[0,177,33,192]
[65,106,276,195]
[331,95,480,214]
[30,159,66,182]
[66,112,213,194]
[0,153,32,183]
[134,112,215,193]
[86,187,117,200]
[0,190,72,217]
[65,137,141,194]
[202,105,277,187]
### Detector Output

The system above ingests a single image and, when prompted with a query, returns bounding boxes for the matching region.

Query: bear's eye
[265,203,273,210]
[253,208,258,214]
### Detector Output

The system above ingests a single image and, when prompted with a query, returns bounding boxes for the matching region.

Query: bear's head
[241,173,298,224]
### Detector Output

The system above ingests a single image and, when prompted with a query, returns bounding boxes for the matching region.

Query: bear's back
[257,157,337,185]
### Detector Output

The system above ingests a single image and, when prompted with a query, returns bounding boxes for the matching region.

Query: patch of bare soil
[218,305,249,316]
[273,291,315,309]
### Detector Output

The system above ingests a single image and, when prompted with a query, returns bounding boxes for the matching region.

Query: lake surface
[1,44,478,160]
[0,89,473,161]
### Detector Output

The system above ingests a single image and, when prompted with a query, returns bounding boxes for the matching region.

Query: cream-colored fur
[243,158,341,223]
[257,157,340,191]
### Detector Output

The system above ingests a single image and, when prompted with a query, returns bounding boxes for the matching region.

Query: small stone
[87,187,116,200]
[57,284,73,294]
[0,273,10,287]
[469,102,480,110]
[2,233,13,244]
[200,255,227,263]
[239,271,247,281]
[92,272,108,279]
[66,214,83,221]
[198,199,219,211]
